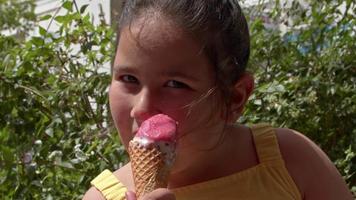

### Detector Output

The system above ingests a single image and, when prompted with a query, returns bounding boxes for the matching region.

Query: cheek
[109,84,127,121]
[177,95,222,134]
[158,94,193,122]
[109,84,133,146]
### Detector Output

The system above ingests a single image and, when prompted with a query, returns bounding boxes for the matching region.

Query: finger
[125,191,137,200]
[141,188,176,200]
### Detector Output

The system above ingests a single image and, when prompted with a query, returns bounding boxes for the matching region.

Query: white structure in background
[5,0,348,37]
[35,0,113,128]
[35,0,110,34]
[243,0,349,35]
[34,0,112,73]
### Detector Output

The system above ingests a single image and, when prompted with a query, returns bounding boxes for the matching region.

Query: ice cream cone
[129,140,172,198]
[128,114,177,198]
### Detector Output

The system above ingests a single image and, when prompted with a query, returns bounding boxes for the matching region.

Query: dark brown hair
[116,0,250,117]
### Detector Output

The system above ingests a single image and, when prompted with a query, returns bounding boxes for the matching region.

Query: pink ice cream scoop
[129,114,178,198]
[136,114,177,142]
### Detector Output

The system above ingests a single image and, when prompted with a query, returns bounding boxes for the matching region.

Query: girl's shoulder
[274,128,316,195]
[274,127,333,176]
[274,128,353,199]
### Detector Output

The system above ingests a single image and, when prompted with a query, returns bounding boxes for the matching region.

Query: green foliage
[242,0,356,194]
[0,0,127,199]
[0,0,36,34]
[0,0,355,199]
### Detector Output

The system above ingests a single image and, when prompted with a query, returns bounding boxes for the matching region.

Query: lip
[132,130,138,137]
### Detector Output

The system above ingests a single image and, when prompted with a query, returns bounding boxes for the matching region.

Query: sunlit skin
[110,17,218,148]
[109,14,255,188]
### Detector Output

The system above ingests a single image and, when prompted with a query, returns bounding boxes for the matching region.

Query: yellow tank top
[91,124,302,200]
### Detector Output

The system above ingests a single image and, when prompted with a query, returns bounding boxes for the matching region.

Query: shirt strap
[91,169,127,200]
[251,124,283,163]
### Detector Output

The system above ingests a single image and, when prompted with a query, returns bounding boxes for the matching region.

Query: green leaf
[39,14,52,21]
[1,146,14,166]
[62,1,73,11]
[39,26,47,36]
[2,54,12,70]
[0,127,10,143]
[80,4,89,14]
[31,36,44,46]
[54,15,66,23]
[11,107,18,117]
[58,161,74,169]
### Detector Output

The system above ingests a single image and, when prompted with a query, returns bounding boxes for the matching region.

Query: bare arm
[276,128,353,200]
[82,187,106,200]
[125,189,176,200]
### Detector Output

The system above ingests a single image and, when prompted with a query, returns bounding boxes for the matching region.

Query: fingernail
[125,191,130,200]
[125,191,135,200]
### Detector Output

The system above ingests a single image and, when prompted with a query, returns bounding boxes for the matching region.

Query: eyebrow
[112,65,139,74]
[165,70,200,82]
[113,65,199,82]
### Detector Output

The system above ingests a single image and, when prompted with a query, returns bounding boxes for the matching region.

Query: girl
[84,0,353,199]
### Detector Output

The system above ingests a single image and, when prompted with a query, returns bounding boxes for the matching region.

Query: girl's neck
[168,124,258,188]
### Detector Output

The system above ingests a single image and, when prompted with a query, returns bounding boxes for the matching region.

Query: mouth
[132,130,138,137]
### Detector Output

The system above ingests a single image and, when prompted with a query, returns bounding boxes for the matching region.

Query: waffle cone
[128,140,172,198]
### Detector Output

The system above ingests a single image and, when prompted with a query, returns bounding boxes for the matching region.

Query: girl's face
[109,16,225,153]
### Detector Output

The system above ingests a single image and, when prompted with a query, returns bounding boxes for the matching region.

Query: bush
[0,0,355,199]
[242,0,356,195]
[0,1,127,199]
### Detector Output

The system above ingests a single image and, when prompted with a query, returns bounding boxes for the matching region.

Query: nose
[130,88,160,124]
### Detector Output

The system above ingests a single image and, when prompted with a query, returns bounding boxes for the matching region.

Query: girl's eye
[120,75,139,84]
[165,80,189,89]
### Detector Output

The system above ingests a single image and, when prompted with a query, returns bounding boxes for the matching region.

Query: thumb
[125,191,137,200]
[141,188,176,200]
